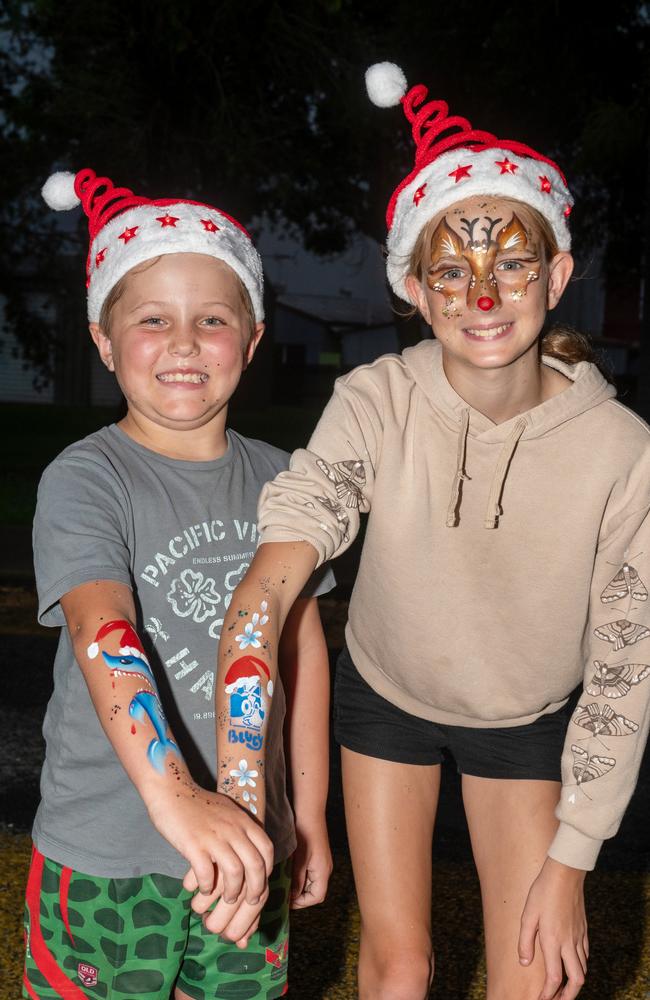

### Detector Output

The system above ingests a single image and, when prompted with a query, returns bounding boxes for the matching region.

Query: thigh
[342,747,441,947]
[462,775,561,1000]
[177,857,291,1000]
[23,848,188,1000]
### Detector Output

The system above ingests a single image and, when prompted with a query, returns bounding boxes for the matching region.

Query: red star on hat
[95,248,107,268]
[156,214,179,227]
[495,157,518,175]
[201,218,220,233]
[448,164,472,183]
[118,225,139,244]
[413,183,427,206]
[539,176,552,194]
[564,204,572,218]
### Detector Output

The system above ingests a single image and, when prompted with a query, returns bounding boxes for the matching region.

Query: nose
[168,322,199,357]
[477,296,496,311]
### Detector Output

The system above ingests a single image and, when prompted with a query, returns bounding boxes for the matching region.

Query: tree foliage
[0,0,647,386]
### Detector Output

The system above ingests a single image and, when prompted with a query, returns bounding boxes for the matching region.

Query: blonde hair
[98,255,256,339]
[408,198,595,367]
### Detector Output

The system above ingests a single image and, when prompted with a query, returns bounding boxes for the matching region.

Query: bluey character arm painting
[216,542,320,823]
[61,578,274,941]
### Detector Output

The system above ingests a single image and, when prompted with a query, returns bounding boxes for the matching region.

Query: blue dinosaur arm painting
[102,651,179,773]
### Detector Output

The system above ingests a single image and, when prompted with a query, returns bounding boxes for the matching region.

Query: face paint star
[156,214,179,227]
[201,218,220,233]
[118,226,139,244]
[495,157,518,174]
[413,183,427,206]
[95,247,107,268]
[449,164,473,183]
[564,204,572,217]
[539,175,552,194]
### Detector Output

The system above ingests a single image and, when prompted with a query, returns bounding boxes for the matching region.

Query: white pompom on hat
[365,62,574,304]
[42,167,264,322]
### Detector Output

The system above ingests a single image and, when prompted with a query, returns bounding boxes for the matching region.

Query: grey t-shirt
[32,424,334,879]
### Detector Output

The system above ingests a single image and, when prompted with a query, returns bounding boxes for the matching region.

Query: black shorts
[333,646,578,781]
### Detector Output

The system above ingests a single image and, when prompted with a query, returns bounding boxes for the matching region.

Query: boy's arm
[280,596,332,908]
[61,579,274,943]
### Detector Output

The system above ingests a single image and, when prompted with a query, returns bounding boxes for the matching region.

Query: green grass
[0,402,323,524]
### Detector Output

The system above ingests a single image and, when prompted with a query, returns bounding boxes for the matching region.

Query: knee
[360,948,434,1000]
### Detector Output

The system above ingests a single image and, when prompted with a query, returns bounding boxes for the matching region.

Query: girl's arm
[519,501,650,998]
[61,579,274,945]
[279,596,333,908]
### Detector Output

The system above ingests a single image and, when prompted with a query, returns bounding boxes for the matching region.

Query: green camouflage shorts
[23,846,290,999]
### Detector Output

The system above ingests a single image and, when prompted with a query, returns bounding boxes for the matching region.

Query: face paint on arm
[87,619,179,774]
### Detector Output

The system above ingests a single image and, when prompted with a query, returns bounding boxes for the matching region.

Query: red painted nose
[477,296,495,311]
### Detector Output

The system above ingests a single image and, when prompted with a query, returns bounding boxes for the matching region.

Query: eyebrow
[127,299,238,314]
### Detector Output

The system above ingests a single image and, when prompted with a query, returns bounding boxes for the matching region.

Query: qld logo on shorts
[77,962,99,987]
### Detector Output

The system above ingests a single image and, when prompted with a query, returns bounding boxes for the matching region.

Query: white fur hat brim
[87,202,264,322]
[386,147,573,305]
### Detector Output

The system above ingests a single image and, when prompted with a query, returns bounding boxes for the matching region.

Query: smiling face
[405,196,573,374]
[89,253,264,448]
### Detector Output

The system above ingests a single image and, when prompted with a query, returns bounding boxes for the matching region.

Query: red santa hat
[224,655,273,697]
[41,168,264,322]
[86,619,148,662]
[365,62,573,305]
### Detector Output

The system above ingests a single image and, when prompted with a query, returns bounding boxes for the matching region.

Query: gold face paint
[426,210,542,316]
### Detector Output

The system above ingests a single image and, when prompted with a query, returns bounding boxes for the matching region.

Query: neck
[118,410,229,461]
[442,343,569,424]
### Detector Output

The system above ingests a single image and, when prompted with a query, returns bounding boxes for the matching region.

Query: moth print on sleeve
[601,563,648,605]
[594,619,650,652]
[87,619,179,773]
[224,654,273,753]
[568,744,616,801]
[315,495,351,542]
[586,660,650,699]
[316,458,368,510]
[572,702,639,741]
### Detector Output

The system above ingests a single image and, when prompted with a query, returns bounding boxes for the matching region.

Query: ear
[546,252,574,310]
[89,323,115,371]
[243,322,265,368]
[404,275,432,325]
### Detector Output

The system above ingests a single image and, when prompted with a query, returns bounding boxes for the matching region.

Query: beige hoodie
[259,339,650,870]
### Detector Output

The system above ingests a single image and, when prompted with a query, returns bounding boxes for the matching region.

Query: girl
[213,64,650,999]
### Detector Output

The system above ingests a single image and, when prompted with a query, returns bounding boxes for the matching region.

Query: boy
[24,167,333,999]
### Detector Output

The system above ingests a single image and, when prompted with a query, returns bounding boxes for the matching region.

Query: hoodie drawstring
[446,408,471,527]
[483,418,527,529]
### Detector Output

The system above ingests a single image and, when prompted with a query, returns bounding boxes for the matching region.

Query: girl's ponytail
[541,326,596,365]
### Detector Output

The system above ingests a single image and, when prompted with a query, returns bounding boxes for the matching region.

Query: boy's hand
[518,856,588,999]
[290,817,333,909]
[148,782,273,926]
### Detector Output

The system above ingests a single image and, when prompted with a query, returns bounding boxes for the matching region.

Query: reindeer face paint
[425,201,543,320]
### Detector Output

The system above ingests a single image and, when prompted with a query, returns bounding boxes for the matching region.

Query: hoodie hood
[403,339,615,442]
[403,339,616,527]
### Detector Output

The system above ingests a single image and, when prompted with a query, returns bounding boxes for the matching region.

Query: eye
[497,260,524,272]
[441,267,465,281]
[140,316,165,327]
[201,316,226,327]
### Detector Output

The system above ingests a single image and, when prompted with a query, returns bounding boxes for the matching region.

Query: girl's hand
[290,817,333,909]
[518,857,588,999]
